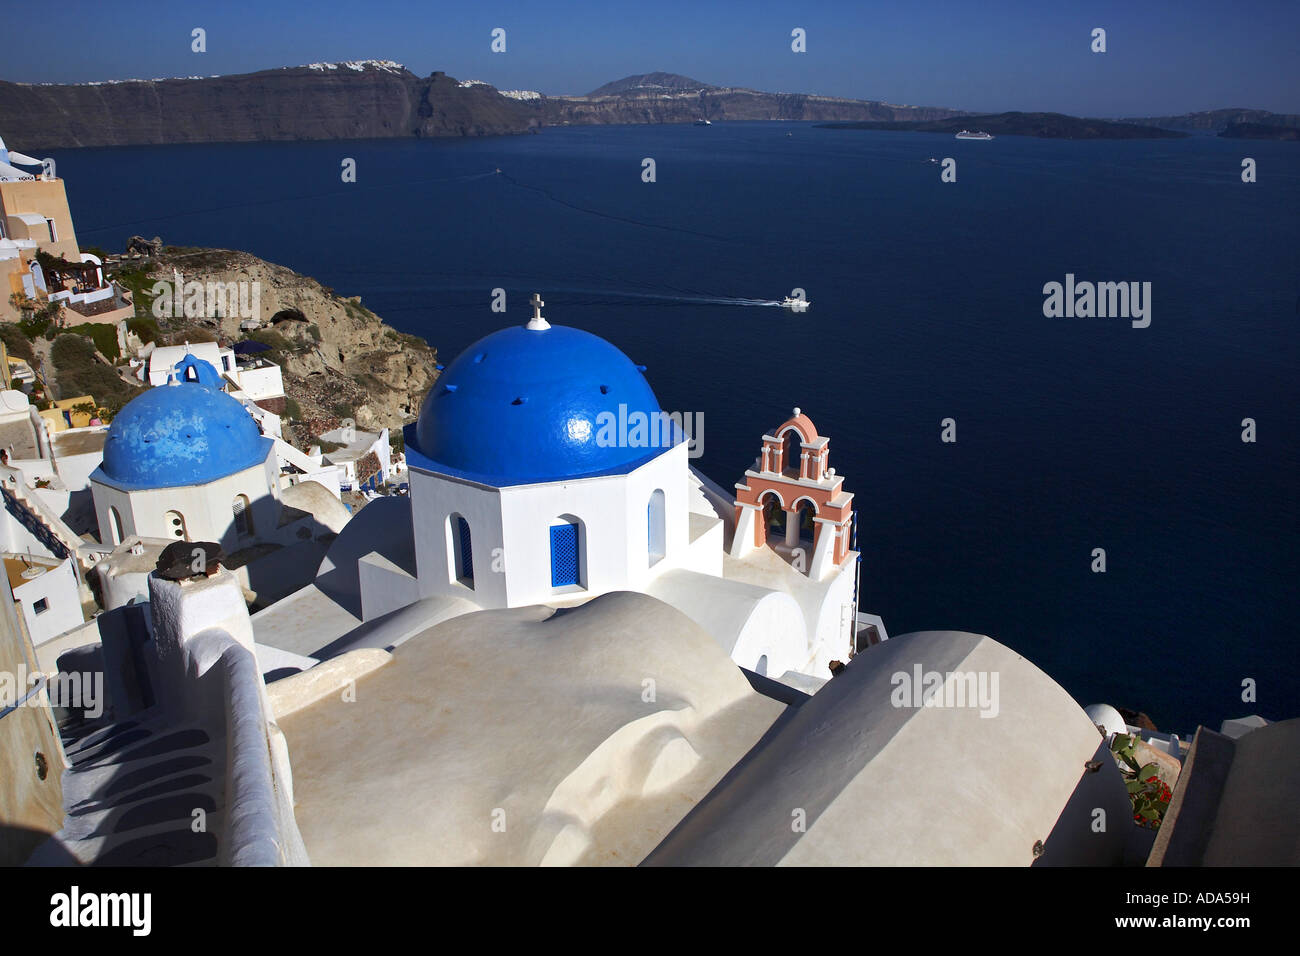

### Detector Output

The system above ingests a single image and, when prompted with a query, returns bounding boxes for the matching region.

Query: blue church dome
[99,381,272,489]
[409,322,679,485]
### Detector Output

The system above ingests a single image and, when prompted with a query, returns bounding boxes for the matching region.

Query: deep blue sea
[54,122,1298,734]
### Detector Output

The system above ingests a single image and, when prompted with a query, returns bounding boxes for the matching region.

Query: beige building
[1,134,131,326]
[0,176,80,260]
[0,170,81,323]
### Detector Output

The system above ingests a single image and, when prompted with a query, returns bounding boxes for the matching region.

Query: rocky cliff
[530,73,967,126]
[2,65,966,148]
[109,244,438,443]
[0,62,537,148]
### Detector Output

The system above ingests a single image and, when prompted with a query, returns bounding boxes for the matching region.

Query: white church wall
[409,446,705,611]
[807,561,858,673]
[681,514,725,577]
[92,455,281,554]
[646,568,808,675]
[90,481,134,547]
[410,468,505,607]
[359,551,421,621]
[722,591,808,677]
[498,474,631,605]
[621,444,692,590]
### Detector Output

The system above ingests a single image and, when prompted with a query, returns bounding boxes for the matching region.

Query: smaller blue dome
[172,353,223,388]
[99,381,271,489]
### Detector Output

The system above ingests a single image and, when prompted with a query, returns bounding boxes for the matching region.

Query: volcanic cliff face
[1,65,968,148]
[0,62,536,148]
[527,73,968,126]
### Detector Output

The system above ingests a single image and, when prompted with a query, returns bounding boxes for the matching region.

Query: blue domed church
[401,296,694,609]
[247,298,864,679]
[90,356,280,552]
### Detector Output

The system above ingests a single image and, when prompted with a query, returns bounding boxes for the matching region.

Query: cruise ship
[955,130,994,140]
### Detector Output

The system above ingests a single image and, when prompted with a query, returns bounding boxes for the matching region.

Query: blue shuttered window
[550,522,580,587]
[455,515,474,584]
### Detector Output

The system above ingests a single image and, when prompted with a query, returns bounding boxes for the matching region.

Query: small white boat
[955,130,993,140]
[695,118,712,126]
[781,296,810,312]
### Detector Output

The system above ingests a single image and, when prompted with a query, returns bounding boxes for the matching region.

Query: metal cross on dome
[527,292,550,330]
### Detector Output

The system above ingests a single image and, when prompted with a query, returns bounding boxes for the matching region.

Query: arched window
[233,495,253,537]
[782,430,802,477]
[647,489,666,566]
[108,506,124,546]
[449,513,474,588]
[165,510,187,541]
[759,491,785,545]
[794,499,817,544]
[550,516,584,588]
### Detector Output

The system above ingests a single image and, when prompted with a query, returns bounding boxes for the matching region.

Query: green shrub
[61,322,121,361]
[283,396,302,421]
[126,316,161,345]
[0,324,36,364]
[50,335,135,406]
[110,266,162,320]
[19,313,51,339]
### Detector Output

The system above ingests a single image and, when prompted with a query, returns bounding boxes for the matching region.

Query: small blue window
[453,515,474,586]
[550,522,580,587]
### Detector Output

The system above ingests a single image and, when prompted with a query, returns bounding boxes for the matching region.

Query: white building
[3,552,81,645]
[140,341,285,407]
[319,425,390,493]
[141,342,236,386]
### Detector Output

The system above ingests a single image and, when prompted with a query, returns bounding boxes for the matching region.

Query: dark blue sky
[4,0,1297,116]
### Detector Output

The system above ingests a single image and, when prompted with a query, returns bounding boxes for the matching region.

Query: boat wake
[560,290,785,308]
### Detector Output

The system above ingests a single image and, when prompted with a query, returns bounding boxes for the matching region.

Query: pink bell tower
[730,408,855,579]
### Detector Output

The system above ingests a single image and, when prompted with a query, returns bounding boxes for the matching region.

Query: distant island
[1119,108,1300,132]
[817,111,1187,140]
[1218,122,1300,141]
